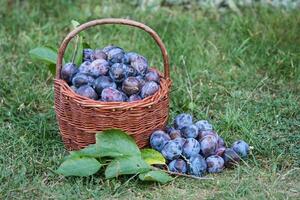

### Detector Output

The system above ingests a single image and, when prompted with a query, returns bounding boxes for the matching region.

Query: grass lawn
[0,1,299,199]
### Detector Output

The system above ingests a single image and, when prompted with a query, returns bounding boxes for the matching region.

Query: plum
[199,135,218,157]
[195,120,213,132]
[222,148,241,168]
[206,155,224,173]
[168,159,187,174]
[109,63,127,83]
[126,52,139,63]
[232,140,249,158]
[122,77,141,95]
[174,113,193,129]
[131,55,148,76]
[128,94,142,102]
[150,130,171,152]
[72,73,95,88]
[145,70,160,83]
[136,75,146,87]
[182,138,200,158]
[61,62,78,84]
[93,49,107,60]
[188,155,207,177]
[180,124,199,138]
[125,65,137,77]
[107,47,125,63]
[215,147,226,157]
[198,130,218,140]
[173,137,186,147]
[161,140,182,160]
[102,45,117,54]
[76,85,98,100]
[168,129,181,140]
[101,87,127,102]
[140,81,159,98]
[94,76,117,95]
[89,59,110,77]
[83,48,94,62]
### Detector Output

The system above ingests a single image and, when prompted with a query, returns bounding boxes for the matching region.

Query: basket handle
[56,18,170,79]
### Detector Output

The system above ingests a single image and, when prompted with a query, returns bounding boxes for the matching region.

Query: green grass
[0,1,299,199]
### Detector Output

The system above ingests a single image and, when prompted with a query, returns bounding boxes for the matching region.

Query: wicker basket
[54,18,172,150]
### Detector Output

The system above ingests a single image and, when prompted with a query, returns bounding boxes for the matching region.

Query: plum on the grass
[199,135,218,157]
[168,129,181,140]
[174,113,193,129]
[180,124,199,138]
[206,155,224,173]
[232,140,250,158]
[188,155,207,177]
[222,148,241,168]
[161,140,182,160]
[150,130,171,152]
[182,138,200,158]
[168,159,187,174]
[195,120,213,132]
[76,85,98,100]
[173,137,186,147]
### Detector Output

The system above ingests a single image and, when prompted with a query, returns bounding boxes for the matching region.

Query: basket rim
[54,68,171,110]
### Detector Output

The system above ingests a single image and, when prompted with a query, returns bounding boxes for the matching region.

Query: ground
[0,1,299,199]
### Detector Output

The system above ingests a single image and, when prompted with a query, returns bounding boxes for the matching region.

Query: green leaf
[29,47,57,64]
[141,149,166,165]
[139,170,173,184]
[105,156,150,179]
[95,129,141,158]
[74,36,83,66]
[71,20,80,28]
[56,157,101,177]
[47,63,56,76]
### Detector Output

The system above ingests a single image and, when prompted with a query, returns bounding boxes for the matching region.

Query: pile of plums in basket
[150,113,250,177]
[60,45,160,102]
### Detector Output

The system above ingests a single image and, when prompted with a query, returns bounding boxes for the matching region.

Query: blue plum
[89,59,110,77]
[83,48,94,62]
[180,124,199,138]
[145,70,160,83]
[131,55,148,76]
[206,155,224,173]
[150,130,171,152]
[222,148,241,168]
[232,140,249,158]
[93,49,107,60]
[174,113,193,129]
[168,159,187,174]
[182,138,200,158]
[126,52,139,63]
[107,47,125,63]
[122,77,141,95]
[199,135,218,157]
[168,129,181,140]
[195,120,213,132]
[101,87,127,102]
[102,45,117,54]
[188,155,207,177]
[140,81,159,98]
[125,65,137,77]
[173,137,186,147]
[61,63,78,84]
[72,73,95,88]
[136,75,146,87]
[198,130,218,140]
[128,94,142,102]
[76,85,98,100]
[161,140,182,160]
[94,76,117,95]
[109,63,127,83]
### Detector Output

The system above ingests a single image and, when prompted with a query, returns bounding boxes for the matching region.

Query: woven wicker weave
[54,18,172,150]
